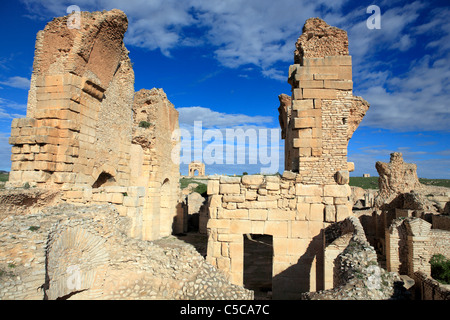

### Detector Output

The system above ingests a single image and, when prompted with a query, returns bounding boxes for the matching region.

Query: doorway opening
[243,234,273,300]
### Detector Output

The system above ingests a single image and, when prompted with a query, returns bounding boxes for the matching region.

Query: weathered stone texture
[283,18,369,185]
[0,204,252,300]
[7,10,180,241]
[376,152,423,200]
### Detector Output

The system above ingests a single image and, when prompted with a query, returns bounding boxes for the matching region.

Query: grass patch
[0,172,8,182]
[180,178,207,196]
[349,176,379,189]
[419,178,450,188]
[349,176,450,189]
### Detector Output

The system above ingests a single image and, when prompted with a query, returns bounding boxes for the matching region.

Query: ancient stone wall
[303,216,402,300]
[414,271,450,300]
[205,172,353,299]
[206,18,368,299]
[6,10,180,241]
[0,204,252,300]
[386,217,450,280]
[283,18,369,184]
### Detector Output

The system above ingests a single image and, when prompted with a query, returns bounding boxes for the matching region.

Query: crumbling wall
[131,88,180,240]
[9,10,134,189]
[6,10,180,241]
[207,18,368,299]
[284,17,369,184]
[376,152,423,202]
[0,203,252,300]
[206,172,354,299]
[303,216,402,300]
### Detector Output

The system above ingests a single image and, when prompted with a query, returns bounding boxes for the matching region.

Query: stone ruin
[1,10,448,300]
[0,9,254,300]
[6,10,180,242]
[188,161,206,177]
[205,18,374,299]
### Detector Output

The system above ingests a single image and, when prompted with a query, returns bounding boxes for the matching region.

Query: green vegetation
[138,120,152,128]
[180,177,207,195]
[0,172,8,182]
[430,254,450,284]
[349,176,450,190]
[349,176,379,189]
[419,178,450,188]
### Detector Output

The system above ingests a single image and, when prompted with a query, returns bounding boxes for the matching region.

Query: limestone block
[230,220,251,234]
[218,209,248,219]
[293,138,322,149]
[302,88,337,99]
[268,209,295,221]
[22,170,51,182]
[299,80,324,88]
[335,170,349,185]
[245,189,257,200]
[324,205,336,222]
[296,184,322,196]
[266,182,280,191]
[251,220,265,234]
[207,179,220,195]
[323,55,352,66]
[291,221,308,238]
[207,219,231,229]
[241,174,264,186]
[292,99,314,111]
[313,73,338,80]
[219,176,241,184]
[310,203,324,221]
[347,162,355,172]
[323,184,351,197]
[248,209,268,220]
[282,170,297,180]
[336,205,351,221]
[292,88,303,100]
[323,80,353,90]
[219,183,241,195]
[223,194,245,203]
[264,221,288,237]
[110,193,124,204]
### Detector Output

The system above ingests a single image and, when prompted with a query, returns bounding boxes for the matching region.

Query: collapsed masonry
[6,10,180,241]
[206,18,370,299]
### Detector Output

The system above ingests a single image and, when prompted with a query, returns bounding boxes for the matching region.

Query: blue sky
[0,0,448,178]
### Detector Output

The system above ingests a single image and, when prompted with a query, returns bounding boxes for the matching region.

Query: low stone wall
[206,173,353,299]
[414,271,450,300]
[60,185,146,238]
[0,203,253,300]
[432,215,450,231]
[303,216,403,300]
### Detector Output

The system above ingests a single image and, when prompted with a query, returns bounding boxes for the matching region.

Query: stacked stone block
[287,55,355,185]
[206,173,353,299]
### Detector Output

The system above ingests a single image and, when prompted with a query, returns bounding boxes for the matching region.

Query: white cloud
[177,106,273,128]
[0,76,30,90]
[0,98,26,119]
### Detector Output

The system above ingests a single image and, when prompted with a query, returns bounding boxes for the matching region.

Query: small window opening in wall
[342,117,347,124]
[92,172,116,188]
[243,234,273,300]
